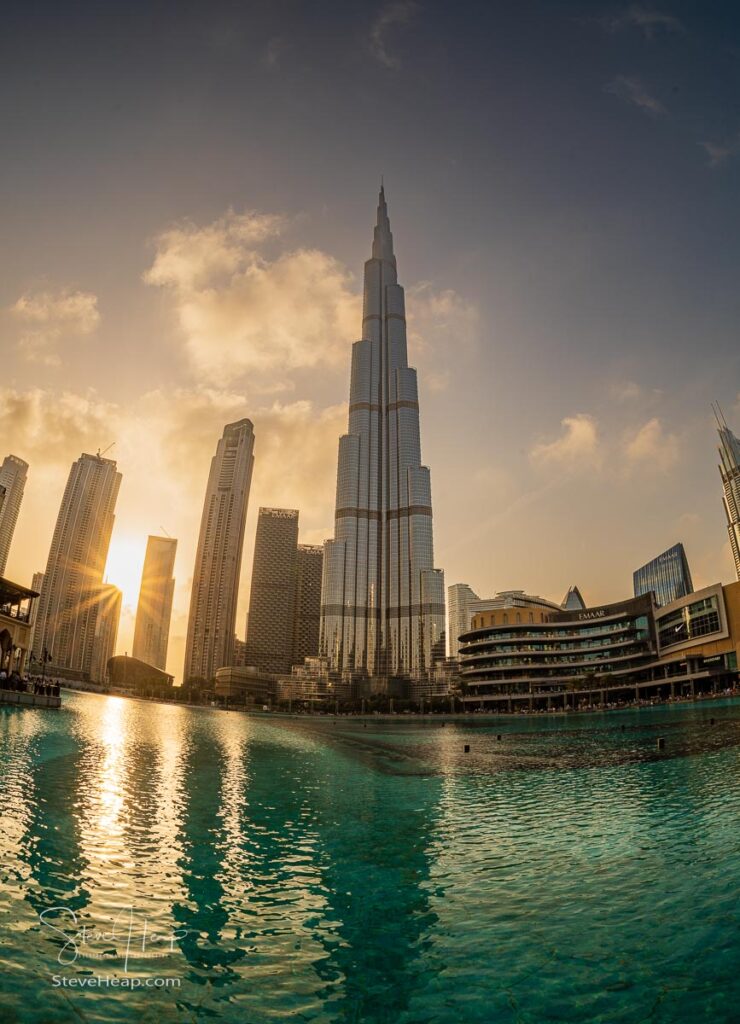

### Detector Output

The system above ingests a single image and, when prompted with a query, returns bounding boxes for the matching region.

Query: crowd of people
[0,669,60,697]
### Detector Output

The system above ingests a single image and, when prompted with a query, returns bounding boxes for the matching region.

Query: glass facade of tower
[320,189,445,679]
[717,419,740,582]
[633,542,694,607]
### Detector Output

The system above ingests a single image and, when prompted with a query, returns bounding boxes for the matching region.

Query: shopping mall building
[459,582,740,711]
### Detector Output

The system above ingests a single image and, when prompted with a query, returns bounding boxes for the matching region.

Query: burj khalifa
[320,187,445,679]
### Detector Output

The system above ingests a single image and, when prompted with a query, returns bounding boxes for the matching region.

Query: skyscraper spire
[320,189,445,680]
[372,183,395,263]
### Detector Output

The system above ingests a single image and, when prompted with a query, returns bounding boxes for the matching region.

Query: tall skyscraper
[184,419,255,682]
[28,570,45,653]
[245,508,299,675]
[33,453,121,675]
[0,455,29,575]
[633,543,694,607]
[292,544,324,666]
[133,535,177,670]
[320,187,445,679]
[447,583,480,658]
[90,584,122,683]
[716,409,740,581]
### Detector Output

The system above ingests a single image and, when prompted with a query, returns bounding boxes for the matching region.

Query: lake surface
[1,691,740,1023]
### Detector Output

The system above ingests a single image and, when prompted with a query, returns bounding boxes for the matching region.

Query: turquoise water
[1,693,740,1022]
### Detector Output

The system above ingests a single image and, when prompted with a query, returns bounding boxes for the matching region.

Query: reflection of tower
[715,406,740,581]
[34,452,121,675]
[90,584,122,682]
[320,188,445,679]
[133,535,177,670]
[184,420,255,682]
[246,508,299,674]
[0,454,29,575]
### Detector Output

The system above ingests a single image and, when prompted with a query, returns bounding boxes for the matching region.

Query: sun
[104,535,147,609]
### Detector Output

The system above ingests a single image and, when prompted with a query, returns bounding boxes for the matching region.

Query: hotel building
[184,419,255,682]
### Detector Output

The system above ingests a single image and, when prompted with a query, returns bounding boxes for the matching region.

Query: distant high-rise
[447,583,480,658]
[133,535,177,671]
[34,453,121,675]
[292,544,324,666]
[90,584,122,683]
[28,570,45,653]
[184,419,255,682]
[633,543,694,606]
[246,508,299,675]
[321,187,445,679]
[716,409,740,581]
[561,585,586,611]
[0,455,29,575]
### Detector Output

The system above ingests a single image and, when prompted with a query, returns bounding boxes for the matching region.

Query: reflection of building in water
[461,582,740,711]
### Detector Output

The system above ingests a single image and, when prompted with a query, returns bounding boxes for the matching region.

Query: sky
[1,0,739,681]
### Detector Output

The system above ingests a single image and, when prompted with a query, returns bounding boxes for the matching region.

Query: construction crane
[96,442,116,459]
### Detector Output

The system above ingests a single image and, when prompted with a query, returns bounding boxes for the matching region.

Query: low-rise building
[460,583,740,712]
[214,665,273,706]
[0,576,39,677]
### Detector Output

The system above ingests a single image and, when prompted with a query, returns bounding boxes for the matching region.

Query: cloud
[530,414,601,469]
[406,283,480,392]
[10,288,100,366]
[144,208,360,384]
[611,380,642,402]
[262,37,286,70]
[624,417,679,471]
[596,6,684,37]
[369,0,420,69]
[698,137,740,168]
[0,387,114,466]
[606,75,665,116]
